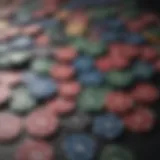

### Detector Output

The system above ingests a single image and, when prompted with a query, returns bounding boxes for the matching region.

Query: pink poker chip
[0,86,11,104]
[53,46,77,62]
[95,56,113,72]
[50,64,75,80]
[0,71,22,87]
[0,112,22,142]
[123,108,155,133]
[140,46,158,62]
[58,81,81,98]
[16,139,54,160]
[131,83,159,104]
[25,109,59,138]
[105,91,134,114]
[46,97,75,115]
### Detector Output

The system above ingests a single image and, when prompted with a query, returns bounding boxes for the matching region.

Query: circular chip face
[58,81,81,98]
[50,64,75,80]
[92,113,124,139]
[77,87,106,112]
[78,70,104,86]
[61,112,91,131]
[106,70,133,88]
[73,56,95,73]
[123,108,155,132]
[100,145,134,160]
[0,113,22,142]
[53,46,77,62]
[131,83,159,104]
[25,109,59,137]
[10,87,36,113]
[35,34,50,47]
[16,139,54,160]
[46,97,76,115]
[105,91,134,114]
[132,61,154,80]
[63,134,96,160]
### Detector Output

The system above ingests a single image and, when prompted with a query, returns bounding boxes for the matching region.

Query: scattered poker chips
[92,113,124,139]
[1,0,160,159]
[63,134,96,160]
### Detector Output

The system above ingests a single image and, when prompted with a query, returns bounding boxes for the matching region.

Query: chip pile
[0,0,160,159]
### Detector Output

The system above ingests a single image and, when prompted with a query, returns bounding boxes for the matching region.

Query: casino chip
[16,139,54,160]
[25,109,59,137]
[10,87,36,113]
[123,108,155,133]
[61,112,92,131]
[100,144,134,160]
[77,87,106,112]
[63,134,96,160]
[92,113,124,139]
[105,91,134,114]
[0,112,22,142]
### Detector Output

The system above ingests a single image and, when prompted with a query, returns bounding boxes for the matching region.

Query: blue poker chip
[73,56,95,73]
[10,36,33,50]
[132,61,154,80]
[24,74,57,99]
[123,33,146,44]
[78,70,104,86]
[92,113,124,139]
[63,134,96,160]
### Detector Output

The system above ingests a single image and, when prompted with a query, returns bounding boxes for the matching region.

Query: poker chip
[105,70,133,88]
[16,139,54,160]
[73,56,95,73]
[100,145,134,160]
[123,108,155,132]
[46,97,76,115]
[77,87,106,112]
[78,70,104,86]
[131,83,159,104]
[25,109,59,137]
[61,112,91,131]
[58,81,81,98]
[0,112,22,142]
[0,86,11,105]
[63,134,96,160]
[92,113,124,139]
[53,46,77,62]
[50,64,75,80]
[10,87,36,113]
[105,91,134,114]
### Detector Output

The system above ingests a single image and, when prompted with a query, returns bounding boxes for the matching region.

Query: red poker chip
[123,108,155,133]
[25,109,59,138]
[33,10,46,19]
[0,112,22,142]
[131,83,159,104]
[140,46,157,62]
[140,13,159,25]
[95,56,113,72]
[50,64,75,80]
[58,81,81,98]
[105,91,134,114]
[53,46,77,62]
[0,71,22,87]
[46,97,75,115]
[35,34,50,46]
[16,139,54,160]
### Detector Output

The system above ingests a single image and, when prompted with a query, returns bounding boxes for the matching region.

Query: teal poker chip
[100,145,134,160]
[10,87,36,113]
[105,70,134,88]
[77,87,106,112]
[30,58,53,75]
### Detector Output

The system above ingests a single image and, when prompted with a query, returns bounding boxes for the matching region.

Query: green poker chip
[77,87,107,112]
[100,145,134,160]
[105,70,133,88]
[10,87,36,113]
[31,58,53,75]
